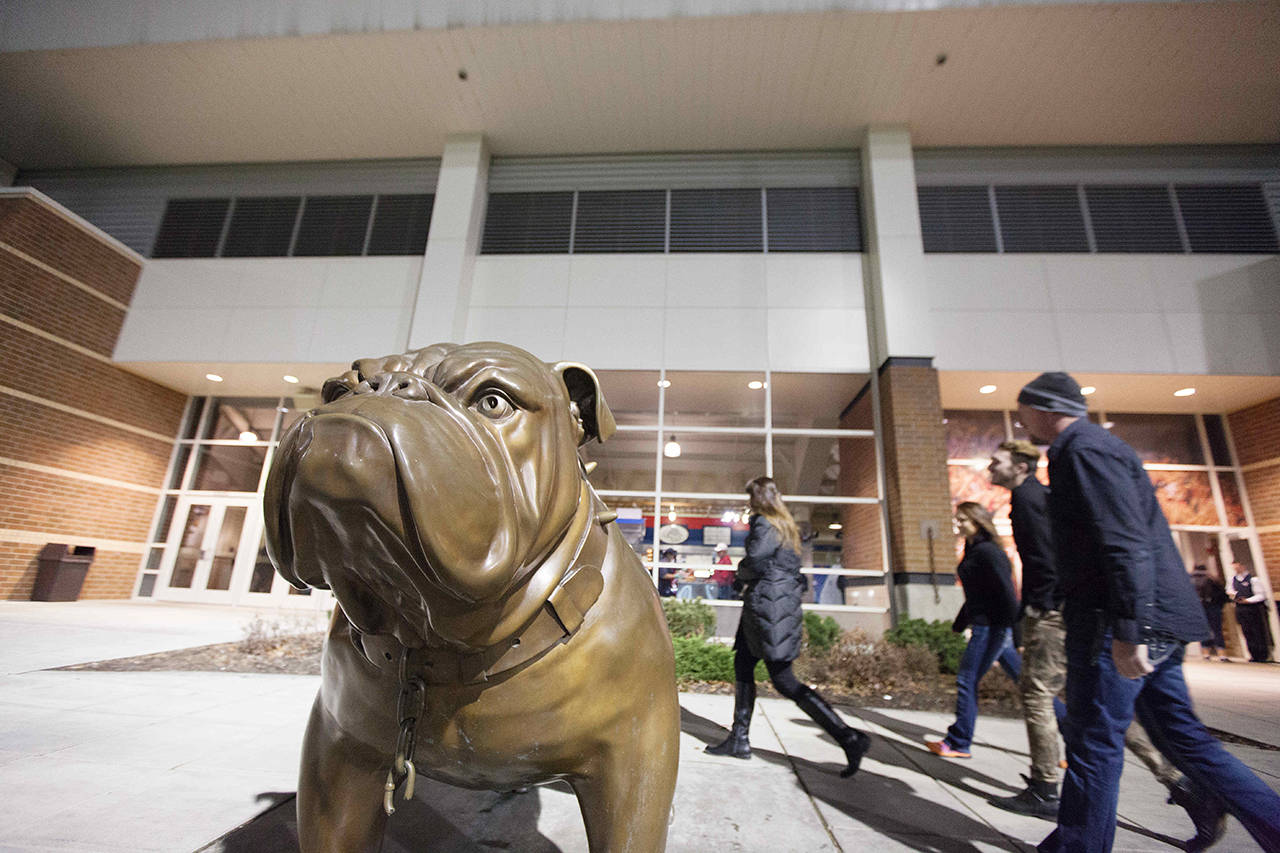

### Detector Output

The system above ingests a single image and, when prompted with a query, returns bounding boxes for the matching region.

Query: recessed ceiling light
[657,379,671,388]
[747,380,764,390]
[828,523,843,530]
[283,374,299,384]
[979,384,997,394]
[238,430,257,443]
[205,373,223,382]
[1102,421,1115,429]
[1174,387,1196,397]
[1080,386,1097,395]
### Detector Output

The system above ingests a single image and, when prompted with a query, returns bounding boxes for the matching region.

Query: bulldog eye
[474,391,515,420]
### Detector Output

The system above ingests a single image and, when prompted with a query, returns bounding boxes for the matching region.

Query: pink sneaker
[926,739,971,759]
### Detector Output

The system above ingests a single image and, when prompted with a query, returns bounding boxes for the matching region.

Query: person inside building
[987,442,1222,847]
[705,476,872,778]
[1016,371,1280,853]
[1231,562,1272,663]
[657,547,679,597]
[1193,564,1231,662]
[710,542,735,600]
[926,501,1021,760]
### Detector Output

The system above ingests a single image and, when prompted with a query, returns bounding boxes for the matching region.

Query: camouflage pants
[1021,608,1181,788]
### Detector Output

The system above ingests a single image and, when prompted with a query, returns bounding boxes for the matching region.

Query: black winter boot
[1167,776,1228,852]
[706,681,755,759]
[989,775,1060,819]
[794,686,872,777]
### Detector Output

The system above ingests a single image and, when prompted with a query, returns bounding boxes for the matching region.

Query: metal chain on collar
[383,648,427,816]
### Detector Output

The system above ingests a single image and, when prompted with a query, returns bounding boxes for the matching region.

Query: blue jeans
[1039,621,1280,853]
[945,623,1022,751]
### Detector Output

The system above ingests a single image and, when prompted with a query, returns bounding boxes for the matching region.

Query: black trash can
[32,544,95,601]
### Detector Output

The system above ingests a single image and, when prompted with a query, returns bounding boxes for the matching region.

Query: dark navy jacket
[1046,419,1208,644]
[1009,475,1061,613]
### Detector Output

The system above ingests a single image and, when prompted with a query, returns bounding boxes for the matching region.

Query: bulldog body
[264,342,679,852]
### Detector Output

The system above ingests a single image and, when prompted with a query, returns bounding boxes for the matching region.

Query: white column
[860,126,934,366]
[406,133,489,349]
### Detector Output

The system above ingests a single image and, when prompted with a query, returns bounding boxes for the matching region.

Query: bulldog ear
[554,362,616,445]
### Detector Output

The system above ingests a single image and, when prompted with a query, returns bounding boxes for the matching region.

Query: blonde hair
[955,501,1002,546]
[997,439,1041,473]
[746,476,801,553]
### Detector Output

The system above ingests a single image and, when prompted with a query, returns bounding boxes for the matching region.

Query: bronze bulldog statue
[263,341,680,852]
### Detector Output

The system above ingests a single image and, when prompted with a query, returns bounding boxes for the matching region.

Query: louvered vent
[151,198,230,258]
[917,186,997,253]
[572,190,666,253]
[367,194,434,255]
[293,195,374,256]
[1084,186,1183,253]
[766,187,861,252]
[669,188,762,252]
[481,192,573,254]
[221,197,301,257]
[1175,184,1279,253]
[994,186,1089,253]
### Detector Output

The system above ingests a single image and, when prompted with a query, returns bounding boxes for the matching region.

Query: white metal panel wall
[914,146,1280,186]
[18,159,441,256]
[924,253,1280,376]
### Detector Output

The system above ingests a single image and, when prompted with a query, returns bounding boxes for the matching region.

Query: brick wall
[0,192,185,599]
[877,363,953,579]
[838,387,881,573]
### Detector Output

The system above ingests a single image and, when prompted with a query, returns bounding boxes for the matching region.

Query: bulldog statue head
[263,342,615,651]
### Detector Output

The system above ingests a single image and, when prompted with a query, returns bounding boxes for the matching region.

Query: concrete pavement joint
[758,702,844,853]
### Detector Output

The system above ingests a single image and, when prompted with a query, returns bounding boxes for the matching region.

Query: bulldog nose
[357,371,434,401]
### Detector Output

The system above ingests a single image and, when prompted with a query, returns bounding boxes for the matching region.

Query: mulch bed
[57,633,1023,717]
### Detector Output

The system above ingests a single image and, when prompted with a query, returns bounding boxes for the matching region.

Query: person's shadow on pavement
[683,706,1029,852]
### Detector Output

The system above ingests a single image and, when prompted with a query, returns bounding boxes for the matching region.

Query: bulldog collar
[352,495,610,686]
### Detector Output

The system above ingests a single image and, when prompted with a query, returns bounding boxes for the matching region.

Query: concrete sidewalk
[1,601,1277,852]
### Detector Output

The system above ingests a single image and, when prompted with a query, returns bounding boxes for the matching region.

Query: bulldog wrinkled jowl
[264,341,680,853]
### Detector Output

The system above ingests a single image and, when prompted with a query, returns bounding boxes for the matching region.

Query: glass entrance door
[156,497,257,604]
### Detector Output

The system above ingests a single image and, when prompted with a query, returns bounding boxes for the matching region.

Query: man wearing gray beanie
[1018,372,1280,853]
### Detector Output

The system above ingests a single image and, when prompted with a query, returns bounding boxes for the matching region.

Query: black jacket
[1009,476,1061,613]
[953,536,1020,632]
[1046,419,1209,644]
[735,514,804,662]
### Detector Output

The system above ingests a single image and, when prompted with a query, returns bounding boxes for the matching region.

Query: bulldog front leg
[297,695,391,853]
[569,726,680,853]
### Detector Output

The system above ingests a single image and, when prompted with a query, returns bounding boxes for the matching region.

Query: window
[480,192,574,254]
[367,194,434,255]
[766,187,862,252]
[668,189,763,252]
[572,190,666,253]
[293,195,374,257]
[917,186,998,253]
[151,199,230,258]
[994,186,1090,253]
[221,197,301,257]
[1176,185,1279,253]
[1085,185,1183,253]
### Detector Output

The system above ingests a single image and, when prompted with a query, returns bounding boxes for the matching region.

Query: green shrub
[802,611,841,654]
[671,635,766,683]
[883,617,967,674]
[661,597,716,638]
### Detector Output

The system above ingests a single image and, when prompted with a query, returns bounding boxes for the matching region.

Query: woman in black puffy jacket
[706,476,872,778]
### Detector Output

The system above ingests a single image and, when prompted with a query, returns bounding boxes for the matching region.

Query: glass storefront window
[772,434,877,499]
[949,462,1011,522]
[592,370,660,427]
[1203,414,1234,467]
[1108,413,1202,465]
[1148,470,1217,526]
[152,495,177,543]
[660,432,767,494]
[581,430,658,492]
[249,536,276,593]
[191,445,267,492]
[1218,473,1248,527]
[663,371,767,429]
[771,373,867,429]
[205,397,285,442]
[944,410,1006,460]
